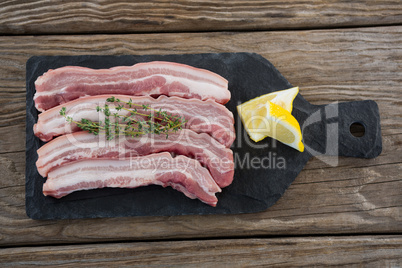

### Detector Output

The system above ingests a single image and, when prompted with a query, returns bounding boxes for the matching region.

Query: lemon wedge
[238,86,299,113]
[237,87,304,152]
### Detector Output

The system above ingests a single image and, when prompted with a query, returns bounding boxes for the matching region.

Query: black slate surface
[25,53,382,220]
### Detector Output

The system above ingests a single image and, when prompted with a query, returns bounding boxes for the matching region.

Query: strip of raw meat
[34,95,235,147]
[36,130,234,187]
[42,152,222,206]
[34,61,230,111]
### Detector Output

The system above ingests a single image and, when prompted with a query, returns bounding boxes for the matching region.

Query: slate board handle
[337,100,382,158]
[302,100,382,159]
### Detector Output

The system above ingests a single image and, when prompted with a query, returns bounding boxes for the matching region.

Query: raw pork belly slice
[43,152,222,206]
[34,61,230,111]
[36,130,234,187]
[34,95,235,147]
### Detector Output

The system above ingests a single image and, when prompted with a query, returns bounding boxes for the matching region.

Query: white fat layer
[51,169,155,189]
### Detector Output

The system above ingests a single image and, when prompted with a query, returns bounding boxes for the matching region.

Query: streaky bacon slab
[34,61,230,112]
[34,94,235,147]
[36,130,234,188]
[43,152,222,207]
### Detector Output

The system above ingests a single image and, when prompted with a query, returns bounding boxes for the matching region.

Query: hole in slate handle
[350,122,366,137]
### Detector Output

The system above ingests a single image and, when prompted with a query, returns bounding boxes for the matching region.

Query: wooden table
[0,1,401,266]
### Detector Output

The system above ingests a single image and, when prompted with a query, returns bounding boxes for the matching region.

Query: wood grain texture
[0,236,401,267]
[0,26,400,246]
[0,0,402,35]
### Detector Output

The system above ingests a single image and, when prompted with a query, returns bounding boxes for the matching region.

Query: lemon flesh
[238,86,298,113]
[237,87,304,152]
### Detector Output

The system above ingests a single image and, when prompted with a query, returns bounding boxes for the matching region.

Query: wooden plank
[0,236,401,267]
[0,27,400,246]
[0,1,401,35]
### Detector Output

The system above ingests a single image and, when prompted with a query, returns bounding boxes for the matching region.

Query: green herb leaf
[60,96,187,140]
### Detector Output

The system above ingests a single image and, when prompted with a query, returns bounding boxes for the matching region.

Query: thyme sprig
[60,96,187,140]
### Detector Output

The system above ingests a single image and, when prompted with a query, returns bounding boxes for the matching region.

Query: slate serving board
[26,53,382,220]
